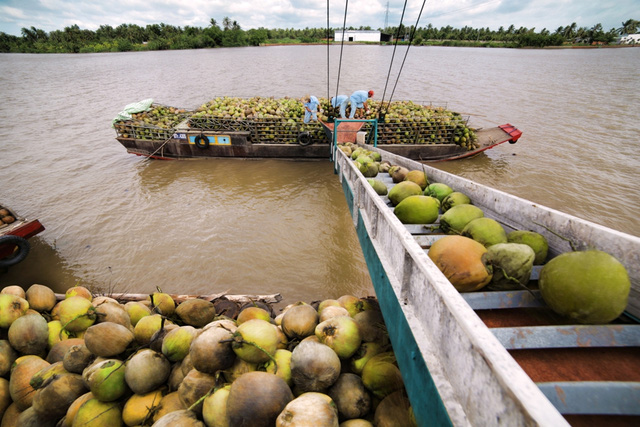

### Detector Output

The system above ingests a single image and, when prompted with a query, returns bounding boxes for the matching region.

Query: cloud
[0,0,636,37]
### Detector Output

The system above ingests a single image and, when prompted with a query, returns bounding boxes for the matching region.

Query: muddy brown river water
[1,45,638,306]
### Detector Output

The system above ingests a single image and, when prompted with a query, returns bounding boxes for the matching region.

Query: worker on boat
[303,95,320,123]
[349,90,374,119]
[330,95,349,119]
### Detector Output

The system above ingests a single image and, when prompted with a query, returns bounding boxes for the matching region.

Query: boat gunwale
[335,149,572,425]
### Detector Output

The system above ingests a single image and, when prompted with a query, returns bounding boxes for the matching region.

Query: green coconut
[539,250,631,324]
[424,183,453,202]
[393,195,440,224]
[461,217,507,247]
[483,243,536,291]
[441,192,471,212]
[162,325,198,362]
[72,399,122,426]
[0,293,29,329]
[359,161,379,178]
[57,296,96,333]
[387,181,423,207]
[84,359,128,402]
[367,178,388,196]
[507,230,549,265]
[439,204,484,235]
[361,352,404,400]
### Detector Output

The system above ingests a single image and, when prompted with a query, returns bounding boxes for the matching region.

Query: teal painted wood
[354,199,453,427]
[342,178,354,217]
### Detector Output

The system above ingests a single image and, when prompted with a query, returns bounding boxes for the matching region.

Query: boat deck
[332,145,640,426]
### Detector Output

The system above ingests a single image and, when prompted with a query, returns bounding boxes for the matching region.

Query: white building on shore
[334,30,389,42]
[620,34,640,44]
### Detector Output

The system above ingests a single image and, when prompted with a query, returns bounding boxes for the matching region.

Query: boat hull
[0,204,45,265]
[116,124,520,161]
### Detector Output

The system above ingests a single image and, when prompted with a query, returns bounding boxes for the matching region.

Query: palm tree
[618,19,639,35]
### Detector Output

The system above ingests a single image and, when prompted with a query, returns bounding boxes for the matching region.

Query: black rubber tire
[0,235,30,268]
[194,134,209,148]
[297,132,313,146]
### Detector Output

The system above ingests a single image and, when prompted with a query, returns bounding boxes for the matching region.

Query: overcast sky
[0,0,637,37]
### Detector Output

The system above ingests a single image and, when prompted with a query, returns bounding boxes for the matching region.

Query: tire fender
[0,235,30,268]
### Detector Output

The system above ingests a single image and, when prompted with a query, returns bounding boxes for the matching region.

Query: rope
[333,0,349,106]
[327,0,331,102]
[379,0,408,115]
[387,0,428,106]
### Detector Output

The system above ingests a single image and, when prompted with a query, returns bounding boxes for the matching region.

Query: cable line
[379,0,408,115]
[387,0,427,107]
[333,0,349,114]
[326,0,331,102]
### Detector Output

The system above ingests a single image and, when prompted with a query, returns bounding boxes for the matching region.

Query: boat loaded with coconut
[332,139,640,426]
[112,97,521,161]
[0,204,45,269]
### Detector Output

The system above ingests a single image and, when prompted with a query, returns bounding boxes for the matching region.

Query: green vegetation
[0,17,637,53]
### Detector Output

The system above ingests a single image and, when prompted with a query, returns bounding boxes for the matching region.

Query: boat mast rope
[380,0,428,117]
[332,0,350,113]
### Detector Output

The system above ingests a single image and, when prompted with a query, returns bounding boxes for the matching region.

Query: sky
[0,0,637,37]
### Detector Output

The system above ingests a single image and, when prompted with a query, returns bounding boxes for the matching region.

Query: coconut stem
[532,221,578,251]
[497,266,537,298]
[188,385,216,412]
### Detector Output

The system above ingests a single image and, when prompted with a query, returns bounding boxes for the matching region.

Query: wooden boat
[332,143,640,426]
[0,204,45,268]
[113,100,521,161]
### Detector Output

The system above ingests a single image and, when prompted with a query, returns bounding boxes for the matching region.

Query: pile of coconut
[0,284,417,426]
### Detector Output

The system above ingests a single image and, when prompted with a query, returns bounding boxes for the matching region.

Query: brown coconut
[0,377,11,419]
[9,355,50,410]
[32,373,87,419]
[93,301,131,329]
[153,391,187,423]
[176,298,217,327]
[226,371,293,427]
[153,409,205,427]
[8,313,49,356]
[281,303,318,340]
[84,322,134,357]
[1,402,21,427]
[46,338,85,364]
[0,339,18,376]
[24,284,57,313]
[124,349,171,395]
[16,406,57,427]
[1,285,25,298]
[189,324,236,375]
[62,343,94,374]
[168,360,187,392]
[178,369,217,414]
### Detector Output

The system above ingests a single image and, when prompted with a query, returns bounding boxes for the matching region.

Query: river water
[1,45,638,305]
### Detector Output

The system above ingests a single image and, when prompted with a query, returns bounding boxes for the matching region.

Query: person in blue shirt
[303,95,320,123]
[349,90,374,119]
[330,95,349,119]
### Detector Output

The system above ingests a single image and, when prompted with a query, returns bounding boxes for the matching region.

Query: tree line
[1,18,638,53]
